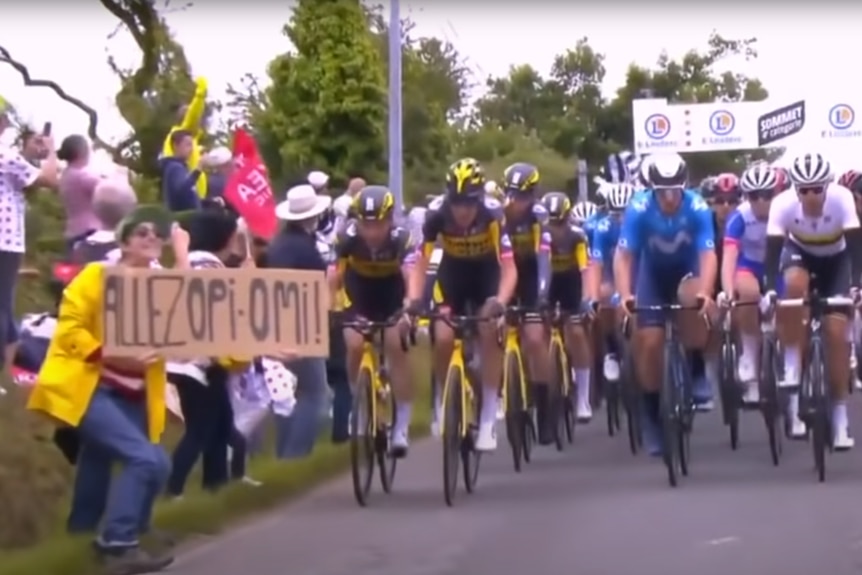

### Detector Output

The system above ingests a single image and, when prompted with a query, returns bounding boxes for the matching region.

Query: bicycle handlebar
[776,296,854,308]
[339,317,412,351]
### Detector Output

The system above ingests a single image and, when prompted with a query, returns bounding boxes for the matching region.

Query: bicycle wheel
[442,366,464,506]
[719,338,740,450]
[549,339,567,452]
[462,381,482,493]
[674,342,693,477]
[760,336,782,466]
[807,341,828,483]
[660,343,681,487]
[504,349,526,472]
[605,374,620,437]
[377,385,398,493]
[350,366,376,506]
[621,347,641,455]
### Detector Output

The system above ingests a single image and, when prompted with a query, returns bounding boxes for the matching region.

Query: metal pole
[577,159,588,203]
[387,0,403,214]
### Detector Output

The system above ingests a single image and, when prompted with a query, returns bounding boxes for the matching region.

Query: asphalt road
[174,403,862,575]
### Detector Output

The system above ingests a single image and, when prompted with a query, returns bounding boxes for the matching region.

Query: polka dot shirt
[0,146,39,253]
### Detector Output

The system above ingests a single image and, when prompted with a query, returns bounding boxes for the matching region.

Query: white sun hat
[275,184,332,221]
[307,170,329,189]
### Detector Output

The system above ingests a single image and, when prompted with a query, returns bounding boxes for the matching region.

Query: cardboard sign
[632,96,862,154]
[102,268,330,359]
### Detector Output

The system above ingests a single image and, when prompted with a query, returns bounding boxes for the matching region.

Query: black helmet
[353,185,396,220]
[445,158,485,201]
[540,191,572,223]
[502,162,540,197]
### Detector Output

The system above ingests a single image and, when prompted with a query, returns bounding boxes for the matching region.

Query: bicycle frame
[342,320,401,431]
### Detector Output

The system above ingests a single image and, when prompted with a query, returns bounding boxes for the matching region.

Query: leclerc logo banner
[757,100,805,147]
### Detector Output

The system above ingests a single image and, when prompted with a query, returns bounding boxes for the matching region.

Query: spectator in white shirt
[0,95,59,373]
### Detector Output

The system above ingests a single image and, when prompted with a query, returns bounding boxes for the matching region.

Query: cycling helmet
[711,172,740,200]
[838,169,862,194]
[484,180,504,201]
[570,201,598,225]
[645,153,688,189]
[788,152,833,187]
[606,183,635,210]
[740,165,778,194]
[540,192,572,223]
[445,157,485,201]
[602,150,640,184]
[353,185,395,220]
[502,162,540,197]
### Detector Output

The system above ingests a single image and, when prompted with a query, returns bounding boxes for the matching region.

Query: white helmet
[645,152,688,189]
[788,152,833,186]
[571,201,598,224]
[605,183,635,210]
[740,164,778,193]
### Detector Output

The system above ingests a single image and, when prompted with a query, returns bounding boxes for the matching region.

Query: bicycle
[771,291,854,482]
[343,318,409,507]
[620,316,642,455]
[547,309,578,449]
[501,306,537,472]
[759,311,784,466]
[716,300,758,451]
[424,311,491,506]
[626,300,701,487]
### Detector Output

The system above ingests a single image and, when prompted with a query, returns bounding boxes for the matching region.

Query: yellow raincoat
[161,77,209,199]
[27,263,168,443]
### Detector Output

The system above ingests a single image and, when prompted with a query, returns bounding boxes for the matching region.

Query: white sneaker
[496,399,505,421]
[779,365,800,389]
[430,420,441,438]
[241,476,263,487]
[833,426,855,451]
[737,356,757,383]
[576,400,593,422]
[391,427,409,451]
[789,415,807,439]
[741,380,760,404]
[475,421,498,451]
[603,354,620,381]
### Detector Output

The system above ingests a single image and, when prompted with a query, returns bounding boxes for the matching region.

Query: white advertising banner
[632,97,862,154]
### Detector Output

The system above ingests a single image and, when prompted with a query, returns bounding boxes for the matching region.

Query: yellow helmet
[352,185,395,220]
[445,157,486,201]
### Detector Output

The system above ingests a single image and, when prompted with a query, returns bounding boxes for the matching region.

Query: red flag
[224,128,278,240]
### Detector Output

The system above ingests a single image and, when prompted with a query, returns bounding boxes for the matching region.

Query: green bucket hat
[116,204,174,243]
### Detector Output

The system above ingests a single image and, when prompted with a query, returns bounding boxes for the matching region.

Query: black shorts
[344,271,404,321]
[779,240,851,307]
[549,271,582,313]
[434,258,499,315]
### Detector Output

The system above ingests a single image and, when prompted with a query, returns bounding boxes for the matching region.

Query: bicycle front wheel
[442,366,464,506]
[350,366,376,506]
[660,343,681,487]
[807,341,828,483]
[549,338,568,452]
[377,384,398,494]
[504,349,527,471]
[760,336,782,466]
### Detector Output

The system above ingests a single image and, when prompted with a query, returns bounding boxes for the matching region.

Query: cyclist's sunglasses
[744,189,774,201]
[708,196,741,206]
[797,186,825,195]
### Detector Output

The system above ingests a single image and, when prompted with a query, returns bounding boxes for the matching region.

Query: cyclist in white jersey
[763,153,862,448]
[720,164,776,405]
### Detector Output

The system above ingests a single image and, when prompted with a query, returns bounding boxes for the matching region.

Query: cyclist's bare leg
[734,270,763,400]
[343,328,365,387]
[523,320,553,442]
[825,313,853,448]
[384,325,413,448]
[677,276,717,405]
[777,266,809,436]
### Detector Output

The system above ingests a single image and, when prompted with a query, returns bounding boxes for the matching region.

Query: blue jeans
[275,358,328,459]
[0,250,21,366]
[72,386,171,547]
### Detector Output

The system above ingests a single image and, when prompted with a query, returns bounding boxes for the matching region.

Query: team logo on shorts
[644,114,671,140]
[709,110,735,136]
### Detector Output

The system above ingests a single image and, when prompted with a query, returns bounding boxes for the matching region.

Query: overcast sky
[1,3,860,168]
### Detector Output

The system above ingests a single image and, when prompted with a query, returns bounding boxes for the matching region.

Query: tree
[101,0,198,181]
[253,0,387,188]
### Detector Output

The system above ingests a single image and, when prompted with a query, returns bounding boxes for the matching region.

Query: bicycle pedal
[389,445,408,459]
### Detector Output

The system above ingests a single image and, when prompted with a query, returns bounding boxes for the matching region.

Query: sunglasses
[709,197,740,206]
[745,190,774,201]
[797,186,825,196]
[131,223,165,240]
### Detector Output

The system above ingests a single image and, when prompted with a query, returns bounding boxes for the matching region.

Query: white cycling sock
[788,393,800,419]
[832,401,849,431]
[481,391,499,422]
[575,369,591,404]
[784,345,802,373]
[740,334,759,362]
[395,401,412,433]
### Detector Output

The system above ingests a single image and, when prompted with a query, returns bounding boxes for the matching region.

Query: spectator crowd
[0,82,360,574]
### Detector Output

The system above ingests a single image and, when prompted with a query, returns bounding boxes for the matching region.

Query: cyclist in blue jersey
[571,200,599,240]
[614,153,718,456]
[589,183,635,381]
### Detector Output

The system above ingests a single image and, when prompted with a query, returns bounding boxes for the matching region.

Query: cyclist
[542,191,594,421]
[407,158,517,451]
[590,183,635,391]
[571,200,599,245]
[329,185,417,452]
[615,152,717,456]
[719,164,776,405]
[500,163,554,442]
[838,169,862,391]
[838,170,862,216]
[763,152,862,449]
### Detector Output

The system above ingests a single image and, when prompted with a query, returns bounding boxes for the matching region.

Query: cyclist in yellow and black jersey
[501,162,557,444]
[329,185,418,452]
[407,157,517,451]
[541,191,596,422]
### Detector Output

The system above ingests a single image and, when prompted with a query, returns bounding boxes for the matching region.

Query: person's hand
[620,294,636,320]
[696,292,714,317]
[716,291,731,309]
[271,349,300,363]
[170,223,190,253]
[579,299,598,319]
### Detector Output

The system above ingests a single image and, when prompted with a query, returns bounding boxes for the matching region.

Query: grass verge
[0,349,432,575]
